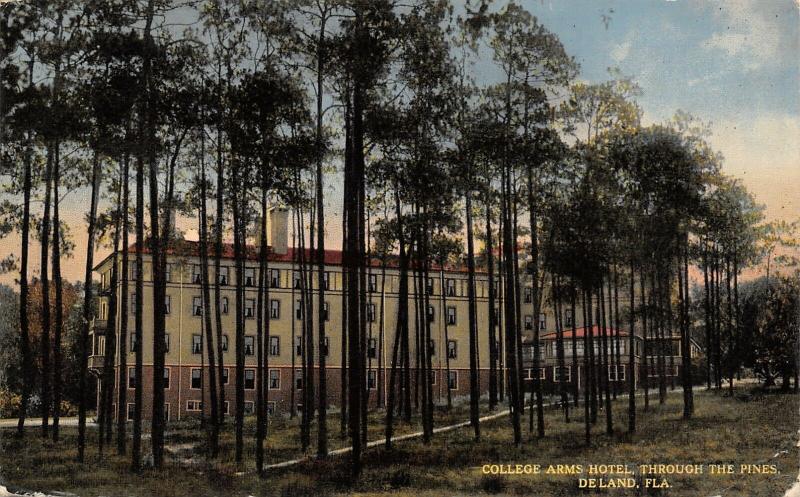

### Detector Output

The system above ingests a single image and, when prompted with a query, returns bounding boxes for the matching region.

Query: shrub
[0,387,21,417]
[480,474,506,494]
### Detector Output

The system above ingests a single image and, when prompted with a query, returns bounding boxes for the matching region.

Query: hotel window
[130,292,137,314]
[162,368,170,389]
[295,369,303,390]
[493,308,500,328]
[321,337,329,357]
[564,309,573,327]
[222,334,229,352]
[426,277,434,295]
[270,299,280,319]
[367,303,376,322]
[244,268,255,287]
[222,296,229,314]
[368,338,377,359]
[428,339,436,357]
[244,336,255,356]
[270,269,281,288]
[609,364,626,381]
[128,367,136,389]
[269,369,280,389]
[221,368,229,385]
[130,333,138,353]
[523,287,532,303]
[294,336,303,356]
[446,279,456,297]
[266,401,276,415]
[223,401,230,414]
[191,369,202,389]
[430,370,437,385]
[427,305,435,323]
[295,300,303,320]
[127,403,135,421]
[192,334,202,354]
[538,367,546,380]
[323,302,330,321]
[244,402,255,415]
[367,370,377,389]
[130,261,139,280]
[164,333,170,353]
[447,340,457,359]
[245,299,255,319]
[244,369,255,390]
[368,274,377,292]
[554,366,571,383]
[539,313,547,330]
[448,371,458,390]
[524,368,534,380]
[101,272,107,289]
[164,295,171,315]
[324,271,331,290]
[524,315,533,330]
[269,336,280,356]
[192,296,203,316]
[293,270,302,289]
[192,264,202,284]
[187,400,203,412]
[99,301,107,320]
[446,306,456,325]
[164,264,171,283]
[218,266,229,285]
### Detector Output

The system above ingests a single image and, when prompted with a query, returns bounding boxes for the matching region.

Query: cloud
[610,38,632,63]
[699,0,799,71]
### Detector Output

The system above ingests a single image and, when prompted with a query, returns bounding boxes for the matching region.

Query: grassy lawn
[1,387,797,496]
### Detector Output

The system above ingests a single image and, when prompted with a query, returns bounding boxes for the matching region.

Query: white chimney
[269,206,289,255]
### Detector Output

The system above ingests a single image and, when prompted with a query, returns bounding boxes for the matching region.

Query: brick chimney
[269,206,289,255]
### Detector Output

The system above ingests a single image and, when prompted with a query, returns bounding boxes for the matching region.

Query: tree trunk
[40,147,53,439]
[466,193,480,440]
[116,146,130,455]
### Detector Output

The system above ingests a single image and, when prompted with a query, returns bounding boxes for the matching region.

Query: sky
[0,0,798,286]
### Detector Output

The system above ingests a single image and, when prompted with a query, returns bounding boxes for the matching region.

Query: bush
[0,387,21,418]
[480,474,506,494]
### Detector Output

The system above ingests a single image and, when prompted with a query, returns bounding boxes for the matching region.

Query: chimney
[269,206,289,255]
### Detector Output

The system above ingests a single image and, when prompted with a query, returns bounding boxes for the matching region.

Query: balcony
[88,354,106,371]
[92,319,108,334]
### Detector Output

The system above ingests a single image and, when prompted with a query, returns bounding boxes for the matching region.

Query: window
[448,371,458,390]
[295,300,303,320]
[130,261,139,280]
[430,370,437,385]
[524,315,533,330]
[427,305,435,323]
[222,297,229,314]
[539,313,547,330]
[222,334,229,352]
[269,369,280,389]
[367,303,376,322]
[554,366,571,383]
[538,367,546,380]
[244,336,254,356]
[367,370,377,389]
[218,267,229,285]
[127,403,135,421]
[447,340,457,359]
[523,287,532,303]
[221,368,229,385]
[266,401,276,416]
[245,299,255,319]
[321,337,329,357]
[323,302,330,321]
[161,263,170,282]
[426,278,434,295]
[324,272,331,290]
[101,272,107,289]
[164,333,170,353]
[609,365,626,381]
[270,269,281,288]
[192,264,202,284]
[446,306,456,326]
[244,401,255,415]
[446,279,456,297]
[295,369,303,390]
[293,271,302,289]
[295,336,303,356]
[130,333,138,353]
[100,301,107,320]
[223,401,230,415]
[368,338,377,359]
[564,309,573,327]
[270,299,280,319]
[164,295,171,315]
[187,400,203,412]
[191,369,202,389]
[193,296,203,316]
[128,367,136,389]
[428,339,436,357]
[269,336,280,356]
[368,274,377,292]
[244,268,255,287]
[524,368,534,380]
[162,368,170,389]
[493,307,500,328]
[130,292,137,314]
[192,334,202,354]
[244,369,255,390]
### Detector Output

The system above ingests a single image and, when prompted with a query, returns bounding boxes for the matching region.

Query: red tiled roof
[538,326,630,340]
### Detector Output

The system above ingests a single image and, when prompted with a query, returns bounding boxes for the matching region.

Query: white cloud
[610,38,632,63]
